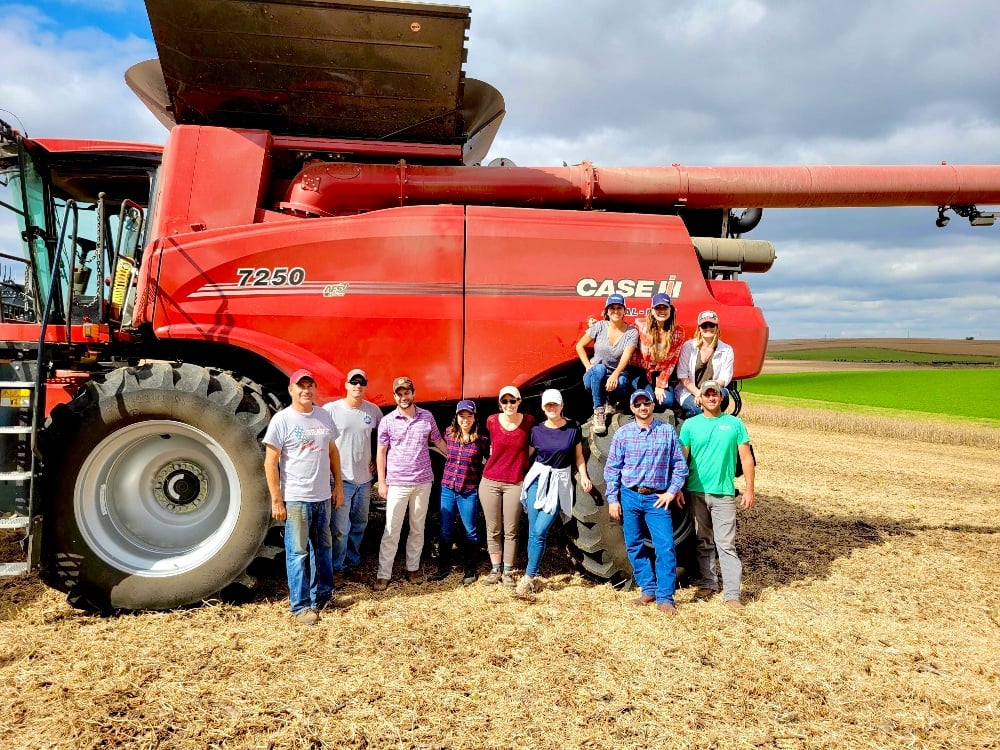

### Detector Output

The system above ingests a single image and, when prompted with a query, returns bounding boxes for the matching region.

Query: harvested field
[767,338,1000,358]
[1,406,998,749]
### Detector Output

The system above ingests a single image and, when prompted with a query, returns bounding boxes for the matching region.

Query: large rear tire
[563,411,696,588]
[39,363,273,611]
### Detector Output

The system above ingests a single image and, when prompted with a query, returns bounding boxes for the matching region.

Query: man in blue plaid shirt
[604,390,689,615]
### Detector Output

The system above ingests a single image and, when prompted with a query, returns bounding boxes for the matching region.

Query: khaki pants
[377,482,432,580]
[478,477,523,567]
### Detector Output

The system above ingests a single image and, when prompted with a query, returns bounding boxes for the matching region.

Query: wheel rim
[74,420,243,577]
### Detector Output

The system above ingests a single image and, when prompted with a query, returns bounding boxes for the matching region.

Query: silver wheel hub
[75,420,243,577]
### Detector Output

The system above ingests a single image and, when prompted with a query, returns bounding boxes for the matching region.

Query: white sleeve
[715,343,735,385]
[675,340,695,380]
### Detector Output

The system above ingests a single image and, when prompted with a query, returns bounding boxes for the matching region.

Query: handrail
[28,199,78,527]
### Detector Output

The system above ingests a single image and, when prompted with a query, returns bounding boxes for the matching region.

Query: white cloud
[2,0,998,341]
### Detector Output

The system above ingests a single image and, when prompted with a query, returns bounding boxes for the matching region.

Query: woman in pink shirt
[478,385,535,586]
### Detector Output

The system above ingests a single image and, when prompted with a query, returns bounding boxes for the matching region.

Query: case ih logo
[576,276,682,298]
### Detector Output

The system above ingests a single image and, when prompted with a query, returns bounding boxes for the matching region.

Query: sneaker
[514,576,537,598]
[725,599,745,612]
[693,587,717,601]
[406,570,424,585]
[294,609,320,626]
[591,406,607,435]
[372,577,389,592]
[501,571,516,588]
[484,569,502,585]
[462,567,478,586]
[657,602,677,616]
[333,572,345,589]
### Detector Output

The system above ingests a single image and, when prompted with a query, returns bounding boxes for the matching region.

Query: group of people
[263,295,754,626]
[575,292,734,432]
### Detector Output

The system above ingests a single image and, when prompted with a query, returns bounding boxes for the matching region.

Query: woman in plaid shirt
[430,400,490,584]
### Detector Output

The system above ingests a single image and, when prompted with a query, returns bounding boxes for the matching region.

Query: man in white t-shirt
[323,367,382,586]
[264,369,344,625]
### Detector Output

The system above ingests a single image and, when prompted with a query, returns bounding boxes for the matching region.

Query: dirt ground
[1,414,998,749]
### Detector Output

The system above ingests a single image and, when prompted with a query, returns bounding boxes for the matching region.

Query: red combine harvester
[1,0,997,610]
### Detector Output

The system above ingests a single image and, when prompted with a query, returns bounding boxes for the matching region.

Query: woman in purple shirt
[515,388,592,597]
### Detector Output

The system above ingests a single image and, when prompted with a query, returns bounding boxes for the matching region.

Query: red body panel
[463,207,766,397]
[145,205,467,404]
[141,201,766,406]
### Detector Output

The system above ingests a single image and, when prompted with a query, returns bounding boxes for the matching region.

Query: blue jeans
[620,485,677,604]
[679,388,730,417]
[583,363,630,409]
[523,479,559,577]
[631,373,675,412]
[285,499,334,614]
[331,480,371,573]
[440,486,481,545]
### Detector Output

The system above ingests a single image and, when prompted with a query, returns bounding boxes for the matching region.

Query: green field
[742,369,1000,420]
[767,347,999,364]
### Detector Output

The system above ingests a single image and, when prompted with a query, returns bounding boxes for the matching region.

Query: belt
[630,486,666,495]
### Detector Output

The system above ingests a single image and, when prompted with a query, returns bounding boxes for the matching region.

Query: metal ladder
[0,379,41,577]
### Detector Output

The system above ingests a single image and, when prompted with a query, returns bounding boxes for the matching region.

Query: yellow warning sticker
[0,389,31,408]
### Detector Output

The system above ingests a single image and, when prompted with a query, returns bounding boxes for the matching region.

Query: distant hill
[766,338,1000,357]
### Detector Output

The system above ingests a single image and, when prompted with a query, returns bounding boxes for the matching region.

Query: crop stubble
[0,407,997,749]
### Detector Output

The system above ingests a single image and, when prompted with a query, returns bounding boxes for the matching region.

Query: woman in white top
[674,310,733,416]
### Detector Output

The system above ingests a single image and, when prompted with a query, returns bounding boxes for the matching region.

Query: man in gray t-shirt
[323,367,382,584]
[264,369,344,625]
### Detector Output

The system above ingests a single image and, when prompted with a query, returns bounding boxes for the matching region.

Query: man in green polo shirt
[679,379,755,611]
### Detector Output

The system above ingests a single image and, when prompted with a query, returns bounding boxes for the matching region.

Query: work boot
[461,539,479,585]
[429,542,452,582]
[591,406,607,435]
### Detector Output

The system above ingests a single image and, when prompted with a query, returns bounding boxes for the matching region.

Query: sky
[1,0,998,340]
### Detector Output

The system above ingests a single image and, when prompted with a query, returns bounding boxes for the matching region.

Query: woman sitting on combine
[675,309,733,416]
[632,292,686,412]
[575,293,638,435]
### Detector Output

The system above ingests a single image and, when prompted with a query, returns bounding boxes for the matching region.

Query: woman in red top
[478,385,535,586]
[633,292,686,411]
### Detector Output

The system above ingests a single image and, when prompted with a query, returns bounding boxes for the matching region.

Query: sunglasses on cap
[348,377,367,386]
[699,322,718,329]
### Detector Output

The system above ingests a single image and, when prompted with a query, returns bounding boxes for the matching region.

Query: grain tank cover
[135,0,481,145]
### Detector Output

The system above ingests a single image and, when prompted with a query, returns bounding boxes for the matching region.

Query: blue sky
[2,0,999,340]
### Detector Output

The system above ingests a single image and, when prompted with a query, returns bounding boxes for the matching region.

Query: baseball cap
[392,376,414,393]
[700,379,724,395]
[289,368,314,385]
[651,292,672,307]
[499,385,521,400]
[698,310,719,324]
[456,399,476,414]
[541,388,563,406]
[630,390,653,406]
[604,293,626,309]
[345,368,367,385]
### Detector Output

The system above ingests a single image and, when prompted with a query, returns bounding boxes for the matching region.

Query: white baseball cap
[541,388,563,406]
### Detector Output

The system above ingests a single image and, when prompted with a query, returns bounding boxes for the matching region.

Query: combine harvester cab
[1,0,998,608]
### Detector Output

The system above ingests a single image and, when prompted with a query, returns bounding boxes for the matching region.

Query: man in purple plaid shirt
[604,390,689,615]
[373,376,447,590]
